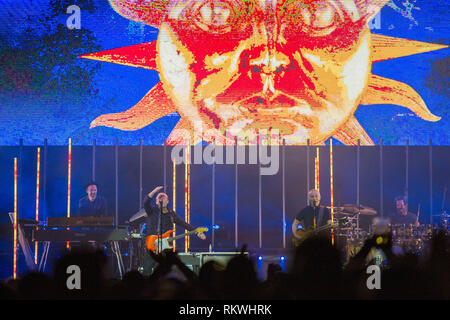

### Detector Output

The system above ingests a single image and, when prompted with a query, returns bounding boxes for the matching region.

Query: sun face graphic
[80,0,446,145]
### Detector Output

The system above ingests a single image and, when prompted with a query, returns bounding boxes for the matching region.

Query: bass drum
[391,223,431,254]
[415,224,433,241]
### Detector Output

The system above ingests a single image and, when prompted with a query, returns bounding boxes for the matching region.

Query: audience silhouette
[1,231,448,300]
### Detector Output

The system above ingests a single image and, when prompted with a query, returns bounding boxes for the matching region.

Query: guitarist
[143,186,206,243]
[141,186,206,274]
[292,189,332,244]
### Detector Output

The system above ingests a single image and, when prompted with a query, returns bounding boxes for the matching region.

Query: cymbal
[128,208,147,223]
[333,211,354,216]
[341,204,377,216]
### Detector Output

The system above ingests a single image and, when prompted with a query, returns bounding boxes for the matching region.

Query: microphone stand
[158,200,163,254]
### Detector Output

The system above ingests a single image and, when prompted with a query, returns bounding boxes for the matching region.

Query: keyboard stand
[8,213,37,273]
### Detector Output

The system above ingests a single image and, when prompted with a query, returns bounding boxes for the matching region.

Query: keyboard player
[76,181,108,250]
[78,181,108,217]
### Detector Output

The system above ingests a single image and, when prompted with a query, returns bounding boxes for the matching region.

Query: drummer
[390,196,420,227]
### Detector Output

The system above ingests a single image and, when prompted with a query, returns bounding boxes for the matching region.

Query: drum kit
[329,204,375,259]
[389,223,434,253]
[329,204,442,260]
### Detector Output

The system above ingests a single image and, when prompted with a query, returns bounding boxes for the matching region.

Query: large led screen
[0,0,448,145]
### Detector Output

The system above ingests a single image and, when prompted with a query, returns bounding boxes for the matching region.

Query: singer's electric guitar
[145,227,209,253]
[292,222,338,247]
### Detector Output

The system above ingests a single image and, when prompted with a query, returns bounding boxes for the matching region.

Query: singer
[143,186,206,240]
[139,186,206,275]
[292,189,331,240]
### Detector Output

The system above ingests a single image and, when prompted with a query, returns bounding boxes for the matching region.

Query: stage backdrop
[0,0,448,146]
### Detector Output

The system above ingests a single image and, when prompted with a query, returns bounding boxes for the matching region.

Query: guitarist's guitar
[145,227,209,253]
[292,222,338,246]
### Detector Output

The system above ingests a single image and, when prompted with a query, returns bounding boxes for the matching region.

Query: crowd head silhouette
[1,231,449,300]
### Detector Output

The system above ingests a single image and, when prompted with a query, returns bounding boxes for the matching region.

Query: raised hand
[149,186,164,198]
[197,232,206,240]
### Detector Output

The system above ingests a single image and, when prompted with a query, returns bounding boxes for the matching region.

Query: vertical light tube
[184,144,190,253]
[258,136,262,249]
[282,139,286,248]
[172,158,176,252]
[329,140,334,246]
[212,140,216,250]
[187,145,191,251]
[234,137,238,249]
[66,138,72,249]
[314,157,317,190]
[307,139,310,204]
[19,140,23,225]
[315,147,320,192]
[35,148,41,265]
[259,157,262,249]
[13,157,18,279]
[185,145,188,247]
[43,139,47,222]
[317,147,320,192]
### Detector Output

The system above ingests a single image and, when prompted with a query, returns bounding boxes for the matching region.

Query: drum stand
[343,213,365,262]
[111,241,125,279]
[356,212,360,237]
